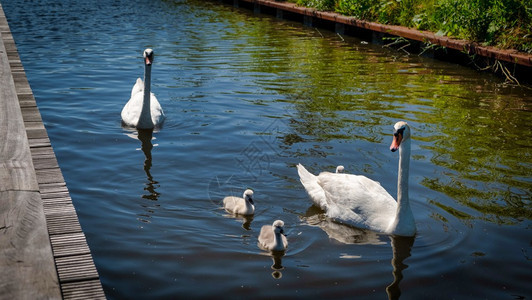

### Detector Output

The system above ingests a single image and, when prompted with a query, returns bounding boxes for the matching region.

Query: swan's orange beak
[390,133,402,152]
[145,56,152,65]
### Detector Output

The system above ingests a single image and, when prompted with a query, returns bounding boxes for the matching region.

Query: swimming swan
[297,121,416,237]
[258,220,288,251]
[223,189,255,216]
[121,48,165,129]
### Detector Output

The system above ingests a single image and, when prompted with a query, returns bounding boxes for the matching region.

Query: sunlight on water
[3,0,531,298]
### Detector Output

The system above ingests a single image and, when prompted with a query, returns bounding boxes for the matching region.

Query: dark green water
[4,0,531,298]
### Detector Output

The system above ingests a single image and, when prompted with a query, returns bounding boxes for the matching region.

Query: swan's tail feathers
[297,163,328,210]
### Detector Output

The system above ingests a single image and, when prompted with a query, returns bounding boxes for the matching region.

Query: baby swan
[335,165,345,173]
[223,189,255,216]
[258,220,288,251]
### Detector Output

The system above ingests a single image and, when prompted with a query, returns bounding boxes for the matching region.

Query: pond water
[3,0,531,299]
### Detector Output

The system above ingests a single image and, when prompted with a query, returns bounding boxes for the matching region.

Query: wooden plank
[0,37,37,191]
[50,233,91,257]
[35,167,65,185]
[0,191,62,299]
[55,254,100,283]
[0,9,62,295]
[1,3,104,298]
[61,280,106,300]
[39,182,68,194]
[45,212,83,235]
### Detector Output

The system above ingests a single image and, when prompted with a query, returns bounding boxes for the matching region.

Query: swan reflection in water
[302,205,414,300]
[123,128,161,222]
[136,129,160,201]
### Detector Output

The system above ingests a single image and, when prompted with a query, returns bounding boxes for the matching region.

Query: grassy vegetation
[292,0,532,53]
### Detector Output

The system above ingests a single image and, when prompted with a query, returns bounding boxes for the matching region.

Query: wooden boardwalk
[0,3,105,299]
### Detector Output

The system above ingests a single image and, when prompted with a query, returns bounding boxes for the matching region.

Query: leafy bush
[297,0,336,11]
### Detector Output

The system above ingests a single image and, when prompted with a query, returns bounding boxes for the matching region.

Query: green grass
[292,0,532,53]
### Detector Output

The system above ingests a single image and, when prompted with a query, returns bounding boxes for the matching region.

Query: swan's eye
[394,126,405,137]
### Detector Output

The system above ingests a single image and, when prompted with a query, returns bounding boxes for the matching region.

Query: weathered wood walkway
[0,3,105,299]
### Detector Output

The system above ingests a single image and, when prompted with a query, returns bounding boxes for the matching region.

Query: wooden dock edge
[0,3,105,299]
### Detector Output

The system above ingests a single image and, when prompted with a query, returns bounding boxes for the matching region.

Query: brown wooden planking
[55,254,100,283]
[50,233,92,258]
[45,212,84,236]
[61,280,107,300]
[1,2,105,298]
[0,191,62,299]
[0,2,63,295]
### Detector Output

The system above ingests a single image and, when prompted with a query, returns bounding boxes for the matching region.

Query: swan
[121,48,165,129]
[335,165,345,173]
[258,220,288,251]
[297,121,416,237]
[223,189,255,216]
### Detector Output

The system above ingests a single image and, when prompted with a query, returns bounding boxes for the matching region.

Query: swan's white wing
[149,93,165,126]
[297,164,328,210]
[131,78,143,99]
[121,91,144,127]
[317,173,397,232]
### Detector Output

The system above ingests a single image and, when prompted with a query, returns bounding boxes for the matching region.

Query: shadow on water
[302,205,415,300]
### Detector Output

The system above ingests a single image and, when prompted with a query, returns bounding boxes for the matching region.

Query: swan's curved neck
[138,64,153,129]
[388,137,415,235]
[397,138,410,205]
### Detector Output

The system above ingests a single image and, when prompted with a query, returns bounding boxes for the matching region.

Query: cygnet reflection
[269,250,285,279]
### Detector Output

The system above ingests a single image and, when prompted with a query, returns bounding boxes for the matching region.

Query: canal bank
[0,3,104,299]
[221,0,532,84]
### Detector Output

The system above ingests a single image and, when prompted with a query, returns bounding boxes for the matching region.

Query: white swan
[335,165,345,173]
[258,220,288,251]
[223,189,255,216]
[297,121,416,237]
[121,48,165,129]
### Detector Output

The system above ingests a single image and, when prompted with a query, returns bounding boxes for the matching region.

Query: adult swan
[297,121,416,237]
[121,48,165,129]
